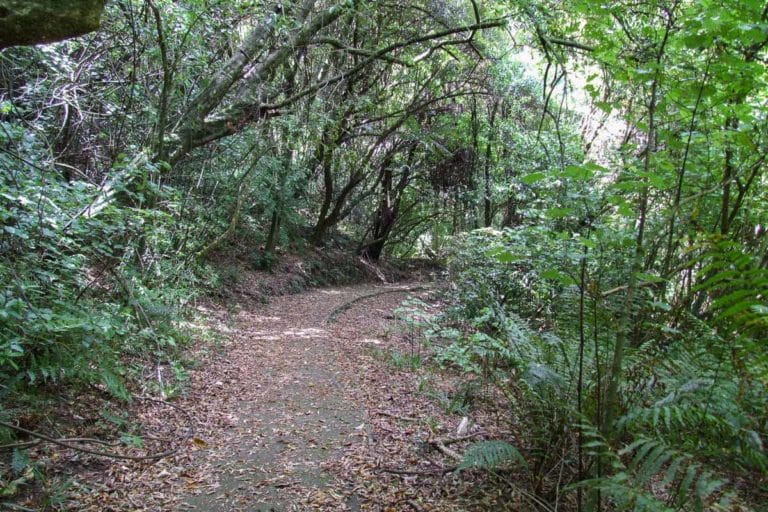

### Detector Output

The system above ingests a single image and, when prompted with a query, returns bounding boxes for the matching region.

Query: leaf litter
[3,281,525,511]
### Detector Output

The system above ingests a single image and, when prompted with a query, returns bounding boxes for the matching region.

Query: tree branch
[0,420,178,461]
[171,18,506,160]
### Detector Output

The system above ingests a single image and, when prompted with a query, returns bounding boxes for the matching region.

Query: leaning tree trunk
[359,146,414,260]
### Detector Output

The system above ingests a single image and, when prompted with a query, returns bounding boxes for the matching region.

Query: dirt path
[33,281,516,511]
[179,283,419,511]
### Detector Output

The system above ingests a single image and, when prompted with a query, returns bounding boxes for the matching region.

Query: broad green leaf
[636,272,665,283]
[540,269,576,285]
[520,172,547,185]
[544,207,571,219]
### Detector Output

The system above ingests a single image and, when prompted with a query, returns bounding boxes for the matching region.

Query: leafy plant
[458,440,528,472]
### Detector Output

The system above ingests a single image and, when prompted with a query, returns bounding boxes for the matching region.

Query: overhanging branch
[175,18,507,157]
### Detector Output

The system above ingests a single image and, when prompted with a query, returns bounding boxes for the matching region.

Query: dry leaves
[3,280,523,511]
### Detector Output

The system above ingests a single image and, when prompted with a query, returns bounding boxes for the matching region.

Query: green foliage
[618,337,767,473]
[694,241,768,342]
[387,349,423,371]
[1,0,767,509]
[0,109,196,399]
[11,448,30,476]
[435,221,765,509]
[572,425,731,512]
[458,440,528,472]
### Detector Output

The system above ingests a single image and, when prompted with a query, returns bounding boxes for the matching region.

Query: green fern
[570,419,731,512]
[693,240,768,337]
[458,440,528,472]
[618,339,767,473]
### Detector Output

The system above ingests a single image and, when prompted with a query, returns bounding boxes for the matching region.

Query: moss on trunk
[0,0,105,49]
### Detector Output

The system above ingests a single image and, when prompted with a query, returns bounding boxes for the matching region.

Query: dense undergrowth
[420,229,767,511]
[2,151,183,386]
[0,139,201,448]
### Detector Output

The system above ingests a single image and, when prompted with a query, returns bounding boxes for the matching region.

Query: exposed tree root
[325,286,427,323]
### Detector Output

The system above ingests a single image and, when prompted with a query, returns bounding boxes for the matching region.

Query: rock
[456,416,469,435]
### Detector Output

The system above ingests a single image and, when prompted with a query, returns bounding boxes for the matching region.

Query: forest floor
[5,280,524,511]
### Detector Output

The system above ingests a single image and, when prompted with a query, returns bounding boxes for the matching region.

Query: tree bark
[359,146,414,260]
[483,100,499,227]
[0,0,105,49]
[169,1,351,163]
[264,209,281,253]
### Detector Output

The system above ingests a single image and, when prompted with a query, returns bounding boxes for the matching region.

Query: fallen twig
[0,436,122,451]
[377,465,457,476]
[374,410,418,422]
[434,431,486,446]
[0,439,42,451]
[0,419,179,461]
[427,431,490,461]
[1,502,37,512]
[433,440,461,461]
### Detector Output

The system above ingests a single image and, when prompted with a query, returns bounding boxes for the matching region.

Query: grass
[388,349,423,371]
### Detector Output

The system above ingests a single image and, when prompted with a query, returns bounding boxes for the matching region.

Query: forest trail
[11,279,515,512]
[179,283,421,511]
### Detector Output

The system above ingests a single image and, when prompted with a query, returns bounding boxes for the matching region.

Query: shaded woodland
[1,0,767,510]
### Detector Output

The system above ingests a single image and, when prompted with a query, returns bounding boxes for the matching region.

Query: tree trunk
[313,171,364,245]
[0,0,105,49]
[359,148,413,260]
[264,209,281,253]
[483,100,499,227]
[312,131,338,245]
[168,1,349,163]
[501,198,519,228]
[603,6,673,436]
[720,116,738,236]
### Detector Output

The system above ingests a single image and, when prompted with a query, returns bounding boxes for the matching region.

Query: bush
[432,226,766,510]
[0,126,195,399]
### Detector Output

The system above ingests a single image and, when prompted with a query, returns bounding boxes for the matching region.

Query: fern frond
[458,440,527,471]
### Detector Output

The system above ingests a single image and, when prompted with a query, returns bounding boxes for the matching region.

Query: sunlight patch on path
[247,315,282,323]
[282,327,330,339]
